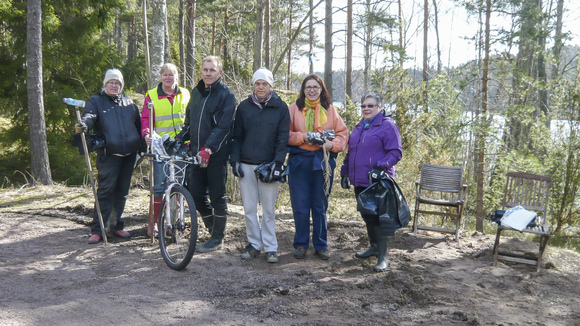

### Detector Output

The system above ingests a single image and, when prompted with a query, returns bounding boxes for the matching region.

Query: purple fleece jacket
[340,114,403,187]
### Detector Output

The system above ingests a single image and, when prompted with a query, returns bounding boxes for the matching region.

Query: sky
[294,0,580,74]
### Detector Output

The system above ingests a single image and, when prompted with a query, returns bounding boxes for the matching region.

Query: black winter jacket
[82,91,142,155]
[230,92,290,165]
[177,77,237,160]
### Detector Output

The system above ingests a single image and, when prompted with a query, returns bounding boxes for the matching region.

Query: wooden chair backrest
[502,172,551,224]
[419,164,463,193]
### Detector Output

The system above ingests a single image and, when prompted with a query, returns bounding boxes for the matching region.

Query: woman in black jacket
[229,68,290,263]
[77,69,142,244]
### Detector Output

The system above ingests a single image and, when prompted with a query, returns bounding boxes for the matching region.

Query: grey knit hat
[102,68,124,91]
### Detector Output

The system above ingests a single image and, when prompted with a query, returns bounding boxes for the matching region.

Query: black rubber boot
[355,221,378,259]
[198,215,226,253]
[373,227,388,272]
[201,215,214,235]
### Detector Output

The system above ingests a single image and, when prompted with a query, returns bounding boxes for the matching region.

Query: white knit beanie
[102,68,125,91]
[252,68,274,86]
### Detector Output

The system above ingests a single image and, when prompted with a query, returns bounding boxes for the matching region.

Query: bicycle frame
[143,152,196,232]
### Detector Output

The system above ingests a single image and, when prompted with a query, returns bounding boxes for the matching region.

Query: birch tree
[149,0,167,87]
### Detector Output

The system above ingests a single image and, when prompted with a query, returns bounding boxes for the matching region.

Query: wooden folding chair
[492,172,551,273]
[412,163,468,241]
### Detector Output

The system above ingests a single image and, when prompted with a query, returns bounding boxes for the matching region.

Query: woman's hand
[144,134,152,146]
[323,139,333,151]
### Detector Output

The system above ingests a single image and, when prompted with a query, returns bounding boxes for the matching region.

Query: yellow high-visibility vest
[147,87,190,138]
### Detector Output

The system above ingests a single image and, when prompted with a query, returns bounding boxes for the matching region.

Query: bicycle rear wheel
[158,184,198,270]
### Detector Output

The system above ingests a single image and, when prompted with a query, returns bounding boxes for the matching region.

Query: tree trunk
[26,0,52,185]
[475,0,492,232]
[150,0,167,87]
[287,0,293,90]
[324,0,333,98]
[552,0,564,78]
[346,0,353,100]
[422,0,429,111]
[164,3,170,63]
[211,11,216,55]
[363,0,371,91]
[143,0,152,89]
[398,0,404,66]
[432,0,441,73]
[179,0,186,84]
[186,0,197,86]
[127,13,137,63]
[223,8,229,62]
[253,0,264,72]
[264,0,271,68]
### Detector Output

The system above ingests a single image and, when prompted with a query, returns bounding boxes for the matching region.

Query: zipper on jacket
[197,86,212,152]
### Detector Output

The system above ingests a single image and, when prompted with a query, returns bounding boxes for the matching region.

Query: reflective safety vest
[148,87,190,138]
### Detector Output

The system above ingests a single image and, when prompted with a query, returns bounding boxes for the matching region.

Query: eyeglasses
[360,104,377,109]
[107,81,122,86]
[305,86,321,91]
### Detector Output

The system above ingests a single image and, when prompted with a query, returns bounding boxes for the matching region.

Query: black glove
[170,138,182,155]
[231,162,244,178]
[307,131,325,145]
[75,122,87,134]
[341,175,350,189]
[269,162,287,183]
[369,168,386,181]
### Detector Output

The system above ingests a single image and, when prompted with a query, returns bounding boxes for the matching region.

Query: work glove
[369,168,387,181]
[196,147,212,168]
[75,122,87,134]
[341,175,350,189]
[269,162,287,183]
[167,138,183,156]
[231,162,244,178]
[306,131,325,145]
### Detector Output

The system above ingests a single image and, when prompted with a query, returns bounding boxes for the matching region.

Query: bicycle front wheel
[158,185,198,270]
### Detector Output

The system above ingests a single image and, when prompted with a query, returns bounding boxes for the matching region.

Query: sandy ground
[1,185,579,326]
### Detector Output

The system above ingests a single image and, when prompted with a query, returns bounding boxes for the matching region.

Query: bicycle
[142,152,198,270]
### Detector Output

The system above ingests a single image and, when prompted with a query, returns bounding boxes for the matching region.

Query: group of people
[76,55,402,272]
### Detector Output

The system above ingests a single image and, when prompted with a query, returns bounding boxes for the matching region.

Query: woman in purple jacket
[340,92,402,272]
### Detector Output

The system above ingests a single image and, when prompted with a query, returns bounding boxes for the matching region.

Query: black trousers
[188,157,228,217]
[91,153,137,235]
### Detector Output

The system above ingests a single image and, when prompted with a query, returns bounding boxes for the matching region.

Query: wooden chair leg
[492,228,502,266]
[536,234,550,273]
[413,203,419,236]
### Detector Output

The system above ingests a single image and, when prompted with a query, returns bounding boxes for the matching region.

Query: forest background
[1,0,579,246]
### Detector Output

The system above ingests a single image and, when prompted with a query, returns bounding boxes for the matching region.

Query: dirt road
[1,185,579,325]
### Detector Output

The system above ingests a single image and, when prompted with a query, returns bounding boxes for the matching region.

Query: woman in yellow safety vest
[141,63,191,237]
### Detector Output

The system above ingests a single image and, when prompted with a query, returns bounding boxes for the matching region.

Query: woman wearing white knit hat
[230,68,290,263]
[76,68,143,244]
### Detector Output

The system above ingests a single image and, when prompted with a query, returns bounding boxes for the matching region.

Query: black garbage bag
[357,174,411,236]
[72,133,106,155]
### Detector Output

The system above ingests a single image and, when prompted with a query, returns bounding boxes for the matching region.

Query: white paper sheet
[500,205,537,231]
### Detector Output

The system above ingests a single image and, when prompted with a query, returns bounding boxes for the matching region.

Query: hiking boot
[315,249,330,260]
[293,247,306,259]
[88,234,102,244]
[113,230,131,238]
[266,252,278,263]
[241,245,259,260]
[197,238,223,253]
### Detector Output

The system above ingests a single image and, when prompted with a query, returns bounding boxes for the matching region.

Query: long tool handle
[147,102,155,243]
[75,106,108,244]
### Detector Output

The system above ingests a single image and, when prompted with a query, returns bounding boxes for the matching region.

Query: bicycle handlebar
[141,152,198,165]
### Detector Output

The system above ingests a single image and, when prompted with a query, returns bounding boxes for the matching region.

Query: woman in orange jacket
[287,74,348,260]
